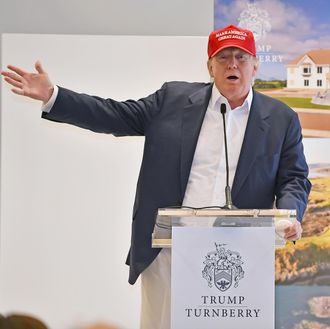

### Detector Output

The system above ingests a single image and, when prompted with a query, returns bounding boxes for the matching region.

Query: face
[207,47,258,108]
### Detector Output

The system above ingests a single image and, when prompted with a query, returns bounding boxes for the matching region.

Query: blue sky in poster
[214,0,330,80]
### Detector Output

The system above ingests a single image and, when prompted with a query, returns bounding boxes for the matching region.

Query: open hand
[1,61,54,103]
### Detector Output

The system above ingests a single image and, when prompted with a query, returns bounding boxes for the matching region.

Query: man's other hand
[284,220,303,241]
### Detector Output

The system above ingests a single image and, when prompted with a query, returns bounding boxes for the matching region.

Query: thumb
[35,61,46,74]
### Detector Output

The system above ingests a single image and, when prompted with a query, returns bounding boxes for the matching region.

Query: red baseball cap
[208,24,256,59]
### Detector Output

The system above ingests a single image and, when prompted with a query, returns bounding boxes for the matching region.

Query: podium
[152,208,296,329]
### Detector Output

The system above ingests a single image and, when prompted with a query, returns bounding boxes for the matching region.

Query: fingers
[6,64,29,77]
[1,70,26,83]
[2,62,45,77]
[3,76,24,89]
[1,71,28,93]
[285,231,298,240]
[284,221,302,241]
[1,62,45,83]
[35,61,46,74]
[11,88,25,96]
[2,74,25,95]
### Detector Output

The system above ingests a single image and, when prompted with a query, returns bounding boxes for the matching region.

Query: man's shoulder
[253,90,296,117]
[163,81,211,93]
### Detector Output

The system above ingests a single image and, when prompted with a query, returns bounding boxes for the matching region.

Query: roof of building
[288,49,330,65]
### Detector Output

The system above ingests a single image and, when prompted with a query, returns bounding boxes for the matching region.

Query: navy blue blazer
[42,81,311,284]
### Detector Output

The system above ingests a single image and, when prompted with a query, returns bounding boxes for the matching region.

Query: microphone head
[220,103,227,114]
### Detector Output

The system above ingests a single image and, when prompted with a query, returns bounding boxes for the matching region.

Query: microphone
[220,103,236,210]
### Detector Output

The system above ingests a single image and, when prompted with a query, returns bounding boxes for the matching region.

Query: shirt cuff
[41,85,59,113]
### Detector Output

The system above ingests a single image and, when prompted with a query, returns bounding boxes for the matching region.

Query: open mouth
[227,75,239,81]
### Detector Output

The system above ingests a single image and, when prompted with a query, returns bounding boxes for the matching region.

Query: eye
[217,53,229,62]
[236,54,245,61]
[236,54,251,62]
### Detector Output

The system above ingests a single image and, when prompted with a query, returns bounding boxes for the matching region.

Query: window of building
[317,80,322,87]
[303,67,311,74]
[304,80,309,86]
[317,66,322,74]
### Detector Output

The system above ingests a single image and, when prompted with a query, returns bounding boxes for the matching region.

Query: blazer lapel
[180,84,213,200]
[232,91,271,200]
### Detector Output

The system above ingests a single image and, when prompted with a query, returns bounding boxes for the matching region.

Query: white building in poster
[286,49,330,89]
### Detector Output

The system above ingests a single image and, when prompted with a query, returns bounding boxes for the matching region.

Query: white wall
[0,34,209,329]
[0,0,213,36]
[0,1,214,327]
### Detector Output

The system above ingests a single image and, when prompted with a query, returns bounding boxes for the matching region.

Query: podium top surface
[156,208,296,218]
[152,208,296,248]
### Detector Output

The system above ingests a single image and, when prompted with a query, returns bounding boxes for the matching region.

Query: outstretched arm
[2,61,167,136]
[1,61,54,103]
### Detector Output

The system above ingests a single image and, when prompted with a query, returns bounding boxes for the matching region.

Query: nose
[227,55,238,69]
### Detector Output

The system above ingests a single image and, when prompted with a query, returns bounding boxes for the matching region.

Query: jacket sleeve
[41,84,167,137]
[275,112,312,221]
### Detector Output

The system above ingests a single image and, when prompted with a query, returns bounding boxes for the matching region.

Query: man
[1,25,311,328]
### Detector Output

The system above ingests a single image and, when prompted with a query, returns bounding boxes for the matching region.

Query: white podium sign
[171,227,275,329]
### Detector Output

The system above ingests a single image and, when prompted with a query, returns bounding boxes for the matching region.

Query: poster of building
[214,1,330,328]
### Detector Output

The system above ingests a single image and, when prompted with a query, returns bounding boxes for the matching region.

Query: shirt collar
[210,83,253,113]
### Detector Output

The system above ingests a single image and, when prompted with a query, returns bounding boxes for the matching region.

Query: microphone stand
[220,103,236,210]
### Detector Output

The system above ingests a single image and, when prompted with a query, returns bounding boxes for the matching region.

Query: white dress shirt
[183,84,253,207]
[42,85,59,112]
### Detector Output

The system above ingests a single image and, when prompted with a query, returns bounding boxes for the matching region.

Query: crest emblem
[238,3,271,41]
[202,243,244,292]
[214,268,232,291]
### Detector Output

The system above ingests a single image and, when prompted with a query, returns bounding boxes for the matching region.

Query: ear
[207,58,214,78]
[252,59,259,77]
